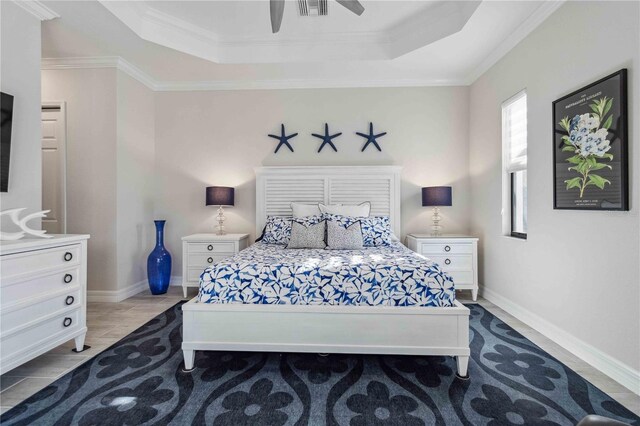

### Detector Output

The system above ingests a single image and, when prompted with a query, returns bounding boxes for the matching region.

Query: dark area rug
[2,302,638,425]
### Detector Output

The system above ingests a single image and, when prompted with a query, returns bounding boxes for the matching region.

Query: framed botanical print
[552,69,628,210]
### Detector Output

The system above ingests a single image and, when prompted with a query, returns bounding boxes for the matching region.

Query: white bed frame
[182,166,470,376]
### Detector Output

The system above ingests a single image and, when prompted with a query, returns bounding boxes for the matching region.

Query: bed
[198,241,456,307]
[182,166,470,376]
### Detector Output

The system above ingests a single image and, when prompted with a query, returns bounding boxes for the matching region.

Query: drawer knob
[207,257,214,264]
[207,244,214,251]
[65,295,75,306]
[445,258,451,265]
[64,252,73,261]
[444,245,451,252]
[64,274,73,284]
[63,317,73,327]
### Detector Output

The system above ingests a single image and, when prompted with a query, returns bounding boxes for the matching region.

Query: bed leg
[183,349,195,371]
[456,355,469,378]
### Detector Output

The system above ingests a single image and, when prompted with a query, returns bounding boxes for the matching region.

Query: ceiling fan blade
[270,0,285,33]
[335,0,364,16]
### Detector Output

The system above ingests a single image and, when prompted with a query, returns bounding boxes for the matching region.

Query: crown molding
[42,56,120,70]
[12,0,59,21]
[42,57,467,91]
[116,58,158,90]
[41,57,158,91]
[153,78,466,92]
[464,0,565,85]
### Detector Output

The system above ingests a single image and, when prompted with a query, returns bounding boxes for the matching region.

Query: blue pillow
[322,213,392,247]
[262,215,324,245]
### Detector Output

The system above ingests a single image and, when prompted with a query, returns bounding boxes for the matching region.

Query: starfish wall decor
[268,124,298,153]
[312,123,342,153]
[356,122,387,152]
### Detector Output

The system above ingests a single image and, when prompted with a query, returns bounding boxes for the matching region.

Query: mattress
[198,241,455,307]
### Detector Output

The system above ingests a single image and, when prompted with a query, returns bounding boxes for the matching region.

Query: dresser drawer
[1,308,81,360]
[419,242,473,255]
[188,242,235,254]
[1,289,81,335]
[1,267,80,305]
[427,255,473,271]
[187,253,230,268]
[1,244,81,278]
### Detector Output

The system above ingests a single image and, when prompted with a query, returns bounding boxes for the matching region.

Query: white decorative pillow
[291,202,321,218]
[318,201,371,217]
[286,220,326,249]
[326,220,363,250]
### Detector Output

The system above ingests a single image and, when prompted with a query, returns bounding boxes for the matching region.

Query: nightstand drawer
[187,268,207,283]
[446,270,474,285]
[419,242,473,255]
[187,253,230,268]
[182,234,250,297]
[188,242,236,254]
[427,255,473,271]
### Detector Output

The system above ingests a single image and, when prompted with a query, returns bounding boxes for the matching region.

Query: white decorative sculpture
[0,208,52,241]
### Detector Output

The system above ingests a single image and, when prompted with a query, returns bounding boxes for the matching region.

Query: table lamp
[422,186,452,236]
[206,186,234,235]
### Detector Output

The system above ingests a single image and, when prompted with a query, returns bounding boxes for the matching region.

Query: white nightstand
[406,234,479,301]
[181,233,249,297]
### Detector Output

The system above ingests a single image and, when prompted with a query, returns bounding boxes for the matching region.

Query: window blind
[502,92,527,173]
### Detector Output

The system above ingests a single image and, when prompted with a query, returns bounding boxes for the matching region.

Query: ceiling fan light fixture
[298,0,328,16]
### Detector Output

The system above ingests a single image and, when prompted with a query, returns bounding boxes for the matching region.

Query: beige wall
[469,1,639,371]
[0,2,42,230]
[116,71,156,290]
[42,68,118,292]
[154,87,471,273]
[41,69,156,295]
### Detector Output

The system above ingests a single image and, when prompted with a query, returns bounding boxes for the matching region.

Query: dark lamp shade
[206,186,234,206]
[422,186,452,207]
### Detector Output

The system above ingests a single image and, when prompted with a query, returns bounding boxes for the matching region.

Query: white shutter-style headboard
[255,166,402,236]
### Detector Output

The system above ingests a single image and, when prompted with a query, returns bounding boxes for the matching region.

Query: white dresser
[0,235,89,374]
[406,234,479,301]
[182,233,249,297]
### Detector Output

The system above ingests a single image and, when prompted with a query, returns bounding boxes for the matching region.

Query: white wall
[469,0,639,380]
[42,68,118,292]
[116,71,155,292]
[0,2,42,229]
[154,87,471,273]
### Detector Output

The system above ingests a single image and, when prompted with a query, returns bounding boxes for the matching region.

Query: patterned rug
[2,303,638,425]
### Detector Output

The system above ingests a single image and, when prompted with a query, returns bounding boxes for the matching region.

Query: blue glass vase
[147,220,171,295]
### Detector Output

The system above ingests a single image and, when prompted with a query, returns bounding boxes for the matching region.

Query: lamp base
[215,206,227,235]
[430,206,442,236]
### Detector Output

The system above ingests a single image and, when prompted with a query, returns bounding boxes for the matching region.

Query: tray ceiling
[98,0,482,63]
[41,1,563,89]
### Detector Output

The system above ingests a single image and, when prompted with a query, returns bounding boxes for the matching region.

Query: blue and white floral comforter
[198,242,455,307]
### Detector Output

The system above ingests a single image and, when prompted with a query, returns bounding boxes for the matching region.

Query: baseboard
[87,276,184,303]
[87,280,148,303]
[481,286,640,395]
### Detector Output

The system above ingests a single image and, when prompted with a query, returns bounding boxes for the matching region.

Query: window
[502,91,527,239]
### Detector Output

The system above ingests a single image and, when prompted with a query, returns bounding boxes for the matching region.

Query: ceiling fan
[270,0,365,33]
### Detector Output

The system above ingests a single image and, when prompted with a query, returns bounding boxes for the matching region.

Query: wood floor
[1,288,638,417]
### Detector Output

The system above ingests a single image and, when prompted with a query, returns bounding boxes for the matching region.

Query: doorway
[41,102,67,234]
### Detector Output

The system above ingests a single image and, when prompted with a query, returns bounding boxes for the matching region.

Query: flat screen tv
[1,92,14,192]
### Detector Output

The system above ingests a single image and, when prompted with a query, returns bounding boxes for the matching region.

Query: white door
[41,103,67,234]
